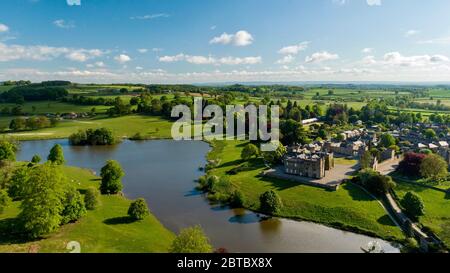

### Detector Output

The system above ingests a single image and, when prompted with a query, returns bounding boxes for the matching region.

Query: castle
[283,147,334,179]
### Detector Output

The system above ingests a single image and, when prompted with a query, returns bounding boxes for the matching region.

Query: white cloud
[130,14,170,20]
[0,42,105,62]
[53,19,75,29]
[418,36,450,45]
[0,23,9,33]
[383,52,449,66]
[137,48,148,53]
[158,53,261,65]
[114,54,131,63]
[210,25,217,30]
[305,51,339,63]
[152,48,163,52]
[159,53,185,63]
[87,61,106,68]
[278,42,309,55]
[362,48,374,54]
[67,0,81,6]
[332,0,348,5]
[366,0,381,6]
[276,55,295,64]
[362,55,377,65]
[405,29,420,38]
[209,30,254,47]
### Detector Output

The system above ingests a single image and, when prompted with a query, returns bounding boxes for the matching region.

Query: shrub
[0,140,17,162]
[31,154,41,164]
[401,192,425,220]
[398,153,426,177]
[84,187,100,210]
[241,143,259,161]
[230,190,245,208]
[100,160,124,194]
[259,190,283,214]
[61,187,87,224]
[0,189,10,214]
[358,170,396,196]
[170,226,213,253]
[128,198,150,220]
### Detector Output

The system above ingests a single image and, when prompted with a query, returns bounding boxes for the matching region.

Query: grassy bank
[393,180,450,249]
[206,140,405,242]
[0,166,174,253]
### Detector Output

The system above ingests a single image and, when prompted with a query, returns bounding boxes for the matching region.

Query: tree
[241,143,259,161]
[424,128,437,139]
[0,140,17,162]
[47,144,65,165]
[380,133,396,148]
[259,190,283,214]
[61,186,86,224]
[7,166,30,200]
[84,187,100,210]
[360,151,374,169]
[0,189,10,214]
[230,190,245,208]
[18,164,66,238]
[401,192,425,220]
[398,153,426,177]
[420,154,448,180]
[359,171,396,196]
[262,142,287,164]
[170,226,213,253]
[31,154,41,164]
[128,198,150,220]
[100,160,124,194]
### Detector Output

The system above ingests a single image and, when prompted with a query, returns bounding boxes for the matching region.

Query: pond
[17,139,400,253]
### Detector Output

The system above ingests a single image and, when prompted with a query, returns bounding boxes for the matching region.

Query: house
[283,151,334,179]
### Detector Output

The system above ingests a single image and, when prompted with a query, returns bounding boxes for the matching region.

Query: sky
[1,0,450,84]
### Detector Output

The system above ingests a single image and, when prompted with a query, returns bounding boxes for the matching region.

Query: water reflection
[17,139,400,253]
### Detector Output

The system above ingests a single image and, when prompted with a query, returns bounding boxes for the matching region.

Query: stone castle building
[283,151,334,179]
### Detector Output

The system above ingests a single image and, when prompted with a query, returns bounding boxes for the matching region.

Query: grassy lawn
[2,115,175,140]
[393,180,450,248]
[207,140,405,242]
[0,101,111,115]
[0,166,174,253]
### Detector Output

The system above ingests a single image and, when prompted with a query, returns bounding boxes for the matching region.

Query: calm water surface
[17,139,400,253]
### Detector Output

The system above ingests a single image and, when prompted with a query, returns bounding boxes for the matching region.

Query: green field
[0,166,174,253]
[207,140,405,242]
[393,180,450,248]
[2,115,175,140]
[0,101,110,115]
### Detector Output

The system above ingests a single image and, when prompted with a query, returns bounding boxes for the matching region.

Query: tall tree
[47,144,65,165]
[100,160,124,194]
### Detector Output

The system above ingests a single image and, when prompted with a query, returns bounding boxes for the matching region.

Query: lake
[17,139,400,253]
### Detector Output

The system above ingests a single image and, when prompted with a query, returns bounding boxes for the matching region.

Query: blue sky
[1,0,450,83]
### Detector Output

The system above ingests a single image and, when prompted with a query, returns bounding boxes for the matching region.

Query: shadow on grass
[103,216,135,225]
[377,215,396,227]
[445,191,450,200]
[343,183,373,202]
[0,218,37,245]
